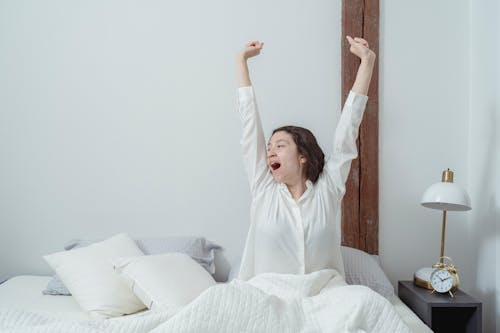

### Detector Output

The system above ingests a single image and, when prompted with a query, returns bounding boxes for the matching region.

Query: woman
[236,37,375,280]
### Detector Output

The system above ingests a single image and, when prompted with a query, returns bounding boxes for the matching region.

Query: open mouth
[270,162,281,171]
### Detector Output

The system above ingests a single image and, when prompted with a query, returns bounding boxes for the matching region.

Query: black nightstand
[398,281,482,333]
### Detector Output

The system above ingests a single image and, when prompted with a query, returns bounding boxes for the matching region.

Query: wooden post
[341,0,379,254]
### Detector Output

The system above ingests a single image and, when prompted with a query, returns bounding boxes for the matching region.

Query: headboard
[340,0,379,255]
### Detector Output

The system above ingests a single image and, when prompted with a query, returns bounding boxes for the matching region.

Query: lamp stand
[438,168,454,266]
[440,210,447,265]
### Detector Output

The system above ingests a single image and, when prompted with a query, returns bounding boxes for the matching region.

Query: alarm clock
[429,256,460,297]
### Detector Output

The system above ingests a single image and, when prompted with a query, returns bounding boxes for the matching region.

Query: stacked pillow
[112,253,216,311]
[44,233,219,318]
[44,236,221,296]
[44,233,146,318]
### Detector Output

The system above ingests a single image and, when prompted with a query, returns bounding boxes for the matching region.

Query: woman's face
[267,131,306,184]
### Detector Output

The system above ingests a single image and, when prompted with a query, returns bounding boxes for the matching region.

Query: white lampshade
[421,182,471,211]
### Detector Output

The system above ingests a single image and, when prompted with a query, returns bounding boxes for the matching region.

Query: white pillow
[112,253,216,311]
[44,233,146,318]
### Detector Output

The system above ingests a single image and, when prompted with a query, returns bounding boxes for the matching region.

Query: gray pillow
[226,246,394,300]
[43,274,71,295]
[341,246,394,299]
[43,236,222,296]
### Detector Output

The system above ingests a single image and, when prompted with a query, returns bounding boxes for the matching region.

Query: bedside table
[398,281,482,333]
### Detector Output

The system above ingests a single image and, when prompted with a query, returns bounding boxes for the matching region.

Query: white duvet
[0,269,410,333]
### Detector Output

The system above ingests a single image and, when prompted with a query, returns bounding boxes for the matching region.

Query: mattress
[0,275,89,320]
[0,275,432,332]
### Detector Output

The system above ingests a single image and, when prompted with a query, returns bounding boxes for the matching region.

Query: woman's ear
[300,156,307,164]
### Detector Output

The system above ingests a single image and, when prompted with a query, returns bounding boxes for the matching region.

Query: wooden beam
[360,0,379,255]
[341,0,379,254]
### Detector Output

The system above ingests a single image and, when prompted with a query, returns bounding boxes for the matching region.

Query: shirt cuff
[238,86,255,103]
[345,90,369,110]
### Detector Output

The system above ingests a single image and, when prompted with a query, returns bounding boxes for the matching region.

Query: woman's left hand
[346,36,376,62]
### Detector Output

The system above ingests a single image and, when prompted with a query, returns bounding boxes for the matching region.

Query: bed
[0,275,431,332]
[0,245,432,333]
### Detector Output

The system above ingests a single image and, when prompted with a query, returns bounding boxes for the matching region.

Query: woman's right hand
[237,41,264,61]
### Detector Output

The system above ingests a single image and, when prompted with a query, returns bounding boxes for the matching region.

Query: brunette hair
[272,126,325,183]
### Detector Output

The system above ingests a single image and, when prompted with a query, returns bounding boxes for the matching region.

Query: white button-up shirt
[237,86,368,281]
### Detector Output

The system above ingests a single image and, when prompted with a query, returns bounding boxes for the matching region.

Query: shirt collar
[279,180,314,202]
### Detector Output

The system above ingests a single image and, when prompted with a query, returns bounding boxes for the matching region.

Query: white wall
[381,0,499,331]
[0,0,342,280]
[380,0,469,282]
[467,1,499,332]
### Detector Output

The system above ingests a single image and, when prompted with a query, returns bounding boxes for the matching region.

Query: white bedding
[0,275,89,320]
[391,295,432,333]
[0,273,431,332]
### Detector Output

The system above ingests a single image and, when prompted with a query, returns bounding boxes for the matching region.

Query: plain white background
[0,0,342,275]
[0,0,498,331]
[379,1,499,331]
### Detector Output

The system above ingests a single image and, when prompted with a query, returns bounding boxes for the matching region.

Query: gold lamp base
[413,267,433,289]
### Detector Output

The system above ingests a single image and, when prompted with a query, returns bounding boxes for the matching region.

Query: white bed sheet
[391,294,433,333]
[0,275,89,320]
[0,275,432,332]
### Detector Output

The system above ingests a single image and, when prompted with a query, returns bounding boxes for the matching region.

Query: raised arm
[236,41,273,196]
[347,36,376,95]
[236,41,264,88]
[325,36,376,197]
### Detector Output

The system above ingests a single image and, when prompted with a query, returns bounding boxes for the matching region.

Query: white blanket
[0,269,410,333]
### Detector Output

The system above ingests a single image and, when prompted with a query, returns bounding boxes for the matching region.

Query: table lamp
[413,168,471,289]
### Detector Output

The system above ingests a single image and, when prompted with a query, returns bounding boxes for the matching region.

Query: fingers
[346,36,370,48]
[354,37,369,48]
[246,41,264,49]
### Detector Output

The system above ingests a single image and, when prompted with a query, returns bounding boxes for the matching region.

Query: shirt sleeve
[236,215,256,280]
[324,90,368,197]
[238,86,274,197]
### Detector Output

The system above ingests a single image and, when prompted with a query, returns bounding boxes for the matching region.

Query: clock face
[430,269,453,293]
